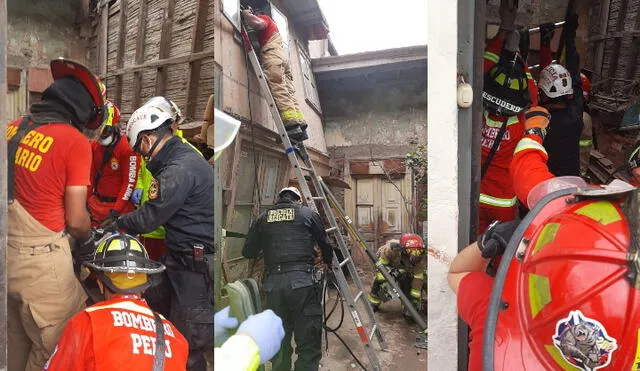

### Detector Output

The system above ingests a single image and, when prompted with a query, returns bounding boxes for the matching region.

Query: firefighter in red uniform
[88,99,140,225]
[478,7,539,234]
[449,107,640,370]
[43,233,189,371]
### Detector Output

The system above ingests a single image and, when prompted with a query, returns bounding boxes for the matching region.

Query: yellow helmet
[83,233,164,294]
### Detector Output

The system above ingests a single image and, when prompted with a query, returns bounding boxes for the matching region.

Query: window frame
[298,44,322,114]
[221,0,241,31]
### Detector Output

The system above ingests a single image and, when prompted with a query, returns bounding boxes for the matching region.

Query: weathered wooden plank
[103,51,214,78]
[604,0,630,92]
[114,0,128,108]
[185,0,209,118]
[132,0,148,109]
[155,0,176,96]
[624,6,640,81]
[595,0,612,80]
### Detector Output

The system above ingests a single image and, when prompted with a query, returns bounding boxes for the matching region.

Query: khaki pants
[7,201,87,371]
[260,32,305,123]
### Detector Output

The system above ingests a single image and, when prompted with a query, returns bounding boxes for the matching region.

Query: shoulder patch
[267,208,295,223]
[110,157,119,171]
[149,178,160,200]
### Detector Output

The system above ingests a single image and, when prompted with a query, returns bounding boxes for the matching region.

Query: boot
[283,120,305,142]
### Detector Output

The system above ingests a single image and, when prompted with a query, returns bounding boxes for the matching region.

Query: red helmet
[580,73,591,101]
[400,234,424,256]
[493,195,638,370]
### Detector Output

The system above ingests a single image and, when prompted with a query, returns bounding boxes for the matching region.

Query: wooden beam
[98,3,109,76]
[155,0,176,96]
[132,0,148,109]
[185,0,208,118]
[604,0,629,92]
[114,0,128,108]
[594,0,611,80]
[624,7,640,81]
[0,0,7,367]
[103,51,214,78]
[589,31,640,42]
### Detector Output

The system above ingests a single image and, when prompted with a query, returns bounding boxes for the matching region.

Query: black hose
[322,273,368,371]
[482,187,577,371]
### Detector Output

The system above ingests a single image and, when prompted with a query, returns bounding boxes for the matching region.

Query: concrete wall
[214,0,328,154]
[427,0,459,369]
[7,0,85,68]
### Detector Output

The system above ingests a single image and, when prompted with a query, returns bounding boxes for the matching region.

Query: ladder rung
[299,166,312,172]
[368,324,379,341]
[312,196,325,201]
[325,227,337,233]
[354,290,363,302]
[339,257,351,267]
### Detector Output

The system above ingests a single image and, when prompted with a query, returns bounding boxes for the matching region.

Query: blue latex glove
[214,306,239,347]
[131,188,143,205]
[237,309,285,365]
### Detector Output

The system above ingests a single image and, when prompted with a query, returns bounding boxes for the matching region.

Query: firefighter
[579,73,593,179]
[367,234,426,321]
[214,307,286,370]
[129,96,202,261]
[242,187,334,371]
[43,233,189,370]
[106,103,214,371]
[88,99,140,225]
[5,59,105,371]
[240,7,308,142]
[536,12,585,177]
[450,106,640,370]
[479,6,538,234]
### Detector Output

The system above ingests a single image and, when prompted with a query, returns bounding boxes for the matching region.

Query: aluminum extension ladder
[237,19,387,370]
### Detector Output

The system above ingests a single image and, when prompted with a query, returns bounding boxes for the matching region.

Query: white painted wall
[427,0,460,370]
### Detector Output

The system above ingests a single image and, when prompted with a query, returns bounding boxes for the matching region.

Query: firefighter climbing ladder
[236,16,427,370]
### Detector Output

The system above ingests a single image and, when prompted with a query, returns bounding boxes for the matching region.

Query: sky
[317,0,428,55]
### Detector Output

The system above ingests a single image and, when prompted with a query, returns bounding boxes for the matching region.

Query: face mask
[99,133,114,146]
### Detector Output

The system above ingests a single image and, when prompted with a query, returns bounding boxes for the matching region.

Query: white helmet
[538,64,573,98]
[125,105,173,149]
[143,96,183,124]
[279,187,302,200]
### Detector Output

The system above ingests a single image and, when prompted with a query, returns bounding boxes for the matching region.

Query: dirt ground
[316,263,427,371]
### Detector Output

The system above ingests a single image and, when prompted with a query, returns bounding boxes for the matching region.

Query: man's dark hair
[140,120,173,139]
[278,190,300,203]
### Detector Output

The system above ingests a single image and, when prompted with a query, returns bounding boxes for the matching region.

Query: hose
[482,187,577,371]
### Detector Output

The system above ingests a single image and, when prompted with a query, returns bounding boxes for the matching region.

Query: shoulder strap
[152,311,166,371]
[8,117,47,201]
[481,119,509,180]
[93,140,118,195]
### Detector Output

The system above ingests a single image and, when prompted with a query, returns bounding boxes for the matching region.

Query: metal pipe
[528,21,565,34]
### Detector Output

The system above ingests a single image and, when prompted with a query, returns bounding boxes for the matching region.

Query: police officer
[243,187,333,371]
[105,102,214,371]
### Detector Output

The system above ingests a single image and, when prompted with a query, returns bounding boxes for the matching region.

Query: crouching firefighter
[103,103,214,371]
[43,233,189,370]
[242,187,334,371]
[5,58,105,371]
[367,234,426,320]
[88,99,140,225]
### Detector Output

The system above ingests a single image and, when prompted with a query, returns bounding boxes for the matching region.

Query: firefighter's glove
[477,220,520,259]
[214,306,239,347]
[100,210,120,232]
[237,309,285,365]
[628,141,640,170]
[73,235,96,275]
[524,106,551,141]
[131,188,143,205]
[539,22,556,47]
[504,30,520,53]
[499,6,517,32]
[389,268,402,280]
[564,11,579,39]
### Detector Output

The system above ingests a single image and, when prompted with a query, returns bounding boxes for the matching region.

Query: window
[222,0,241,30]
[298,46,322,113]
[271,5,290,59]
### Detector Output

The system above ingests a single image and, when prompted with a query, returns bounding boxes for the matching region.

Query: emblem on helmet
[553,310,617,371]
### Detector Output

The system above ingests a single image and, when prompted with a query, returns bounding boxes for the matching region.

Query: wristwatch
[525,127,547,141]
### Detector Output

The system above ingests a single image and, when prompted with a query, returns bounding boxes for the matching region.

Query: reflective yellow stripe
[514,137,548,156]
[377,257,389,266]
[484,111,520,128]
[526,72,533,80]
[368,293,381,304]
[484,51,499,63]
[295,110,305,121]
[574,200,621,225]
[214,335,261,370]
[410,289,422,299]
[579,139,593,147]
[281,110,298,121]
[413,273,425,280]
[375,272,385,281]
[479,193,517,208]
[398,269,407,274]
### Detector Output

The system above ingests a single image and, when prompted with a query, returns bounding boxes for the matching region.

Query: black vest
[260,201,316,267]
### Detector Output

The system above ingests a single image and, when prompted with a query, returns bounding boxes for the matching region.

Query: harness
[8,116,47,202]
[92,137,119,203]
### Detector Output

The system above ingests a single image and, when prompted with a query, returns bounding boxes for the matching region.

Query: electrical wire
[322,273,368,371]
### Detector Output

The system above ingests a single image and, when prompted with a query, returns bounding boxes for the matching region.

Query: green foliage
[406,144,427,184]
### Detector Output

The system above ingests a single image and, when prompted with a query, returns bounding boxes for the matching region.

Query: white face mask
[99,133,115,146]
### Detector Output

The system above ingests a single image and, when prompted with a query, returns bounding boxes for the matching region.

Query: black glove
[627,141,640,170]
[73,234,96,275]
[100,209,120,232]
[564,12,578,39]
[539,22,556,47]
[477,220,520,259]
